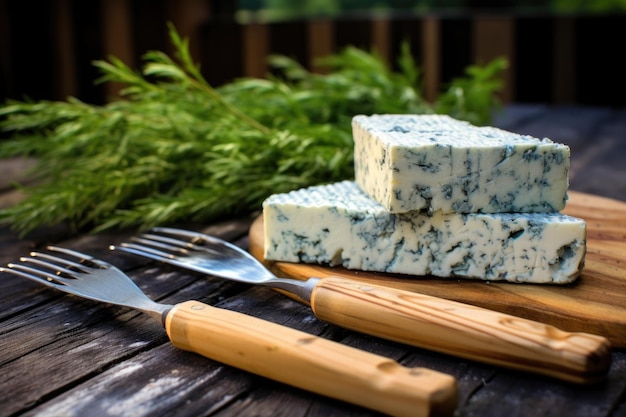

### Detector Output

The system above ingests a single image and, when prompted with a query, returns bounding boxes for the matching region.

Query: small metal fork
[1,245,456,417]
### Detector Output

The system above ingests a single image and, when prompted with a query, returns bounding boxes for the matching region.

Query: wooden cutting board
[248,190,626,348]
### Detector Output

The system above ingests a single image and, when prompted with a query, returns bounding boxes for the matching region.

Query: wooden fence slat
[307,19,334,73]
[100,0,134,101]
[0,0,12,100]
[422,16,441,103]
[371,17,391,65]
[243,23,269,78]
[473,15,515,103]
[552,17,576,104]
[52,0,77,100]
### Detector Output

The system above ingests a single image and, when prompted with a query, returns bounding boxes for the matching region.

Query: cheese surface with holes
[262,181,586,284]
[352,114,570,214]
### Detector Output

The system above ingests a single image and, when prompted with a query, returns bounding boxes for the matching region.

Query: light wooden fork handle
[309,276,612,384]
[166,300,458,417]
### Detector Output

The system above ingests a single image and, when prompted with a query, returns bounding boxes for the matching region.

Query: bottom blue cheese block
[262,181,586,284]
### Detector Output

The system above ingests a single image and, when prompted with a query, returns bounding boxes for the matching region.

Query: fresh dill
[0,24,505,235]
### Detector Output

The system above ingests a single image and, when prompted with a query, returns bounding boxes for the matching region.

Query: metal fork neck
[263,277,320,304]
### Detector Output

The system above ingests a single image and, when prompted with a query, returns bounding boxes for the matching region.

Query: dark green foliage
[0,24,504,235]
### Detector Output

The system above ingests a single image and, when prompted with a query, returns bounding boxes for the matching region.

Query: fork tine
[136,232,223,257]
[0,263,86,294]
[28,251,91,272]
[151,226,206,241]
[130,235,217,264]
[134,235,192,254]
[118,241,178,259]
[149,227,237,255]
[1,247,114,289]
[15,257,84,276]
[46,246,110,269]
[1,262,71,290]
[3,247,103,285]
[151,227,230,248]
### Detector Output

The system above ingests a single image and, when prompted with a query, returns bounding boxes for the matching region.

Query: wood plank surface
[248,190,626,347]
[1,104,625,417]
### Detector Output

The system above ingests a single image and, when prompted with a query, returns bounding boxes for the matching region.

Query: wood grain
[307,276,611,384]
[166,300,458,417]
[248,190,626,348]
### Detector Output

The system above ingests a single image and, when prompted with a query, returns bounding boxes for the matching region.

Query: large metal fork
[111,227,612,384]
[1,246,457,417]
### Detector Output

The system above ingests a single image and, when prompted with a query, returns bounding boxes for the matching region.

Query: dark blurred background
[2,0,626,106]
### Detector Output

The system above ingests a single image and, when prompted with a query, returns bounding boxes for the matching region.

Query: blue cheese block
[352,114,570,214]
[263,181,586,284]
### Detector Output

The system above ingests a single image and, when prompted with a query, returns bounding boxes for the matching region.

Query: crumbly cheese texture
[263,181,586,284]
[352,114,570,214]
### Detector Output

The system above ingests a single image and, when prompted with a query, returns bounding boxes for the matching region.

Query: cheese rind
[263,181,585,284]
[352,114,570,214]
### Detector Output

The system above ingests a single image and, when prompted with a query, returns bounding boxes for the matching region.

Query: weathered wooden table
[1,104,625,417]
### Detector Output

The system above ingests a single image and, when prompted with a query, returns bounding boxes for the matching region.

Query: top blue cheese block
[352,114,570,214]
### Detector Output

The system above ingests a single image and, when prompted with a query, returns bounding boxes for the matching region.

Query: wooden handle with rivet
[309,276,612,384]
[165,300,458,417]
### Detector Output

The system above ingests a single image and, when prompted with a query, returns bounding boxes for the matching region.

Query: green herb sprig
[0,24,505,235]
